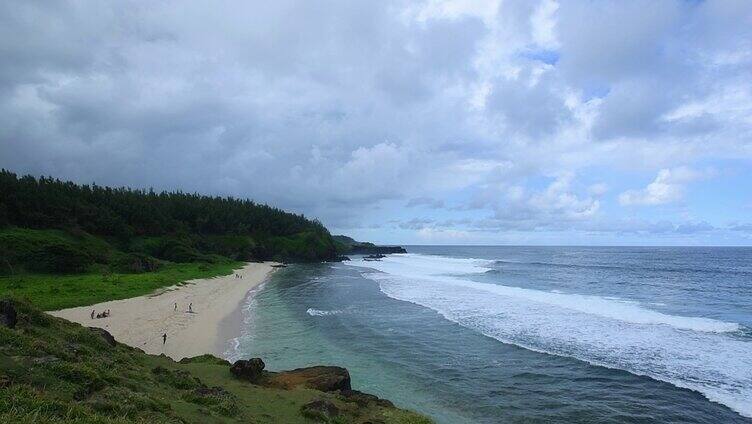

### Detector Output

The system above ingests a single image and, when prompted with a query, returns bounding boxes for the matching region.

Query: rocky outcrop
[300,399,340,421]
[340,389,395,408]
[300,400,339,422]
[351,245,407,255]
[363,254,386,261]
[229,358,265,382]
[229,359,352,392]
[0,299,17,329]
[264,365,351,392]
[228,359,398,416]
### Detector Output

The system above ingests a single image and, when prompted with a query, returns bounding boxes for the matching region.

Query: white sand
[50,262,275,360]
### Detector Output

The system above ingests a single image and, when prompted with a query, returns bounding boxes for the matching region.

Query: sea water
[228,246,752,423]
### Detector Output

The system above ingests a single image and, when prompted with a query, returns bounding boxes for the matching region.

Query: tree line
[0,170,338,273]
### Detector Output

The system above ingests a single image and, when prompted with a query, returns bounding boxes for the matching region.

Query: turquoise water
[228,247,752,423]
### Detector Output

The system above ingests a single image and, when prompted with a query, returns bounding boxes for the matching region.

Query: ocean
[227,246,752,423]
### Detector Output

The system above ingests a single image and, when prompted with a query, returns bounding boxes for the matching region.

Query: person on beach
[162,333,167,345]
[91,310,95,319]
[188,303,193,313]
[174,302,177,311]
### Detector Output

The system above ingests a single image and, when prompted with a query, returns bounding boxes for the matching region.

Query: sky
[0,0,751,245]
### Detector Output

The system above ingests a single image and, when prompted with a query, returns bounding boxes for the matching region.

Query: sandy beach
[50,262,276,360]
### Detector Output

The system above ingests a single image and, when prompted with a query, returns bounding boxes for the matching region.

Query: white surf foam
[348,254,752,418]
[306,308,343,316]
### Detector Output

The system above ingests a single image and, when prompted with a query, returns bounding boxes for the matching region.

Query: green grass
[0,299,432,423]
[0,261,242,311]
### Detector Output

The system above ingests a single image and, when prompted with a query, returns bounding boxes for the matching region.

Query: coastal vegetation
[0,170,339,269]
[0,298,430,423]
[0,170,341,309]
[0,259,240,311]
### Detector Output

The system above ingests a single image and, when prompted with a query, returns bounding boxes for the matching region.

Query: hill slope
[0,298,430,424]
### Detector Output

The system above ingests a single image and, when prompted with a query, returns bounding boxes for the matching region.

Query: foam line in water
[306,308,343,316]
[348,254,752,418]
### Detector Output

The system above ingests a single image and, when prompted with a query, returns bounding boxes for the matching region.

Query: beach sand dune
[50,262,275,360]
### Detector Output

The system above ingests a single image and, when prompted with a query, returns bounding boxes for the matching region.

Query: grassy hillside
[0,260,240,311]
[0,227,244,310]
[0,298,431,424]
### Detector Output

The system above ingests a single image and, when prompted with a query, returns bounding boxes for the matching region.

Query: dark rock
[340,389,395,408]
[350,246,406,255]
[363,254,386,261]
[265,365,351,392]
[230,358,265,382]
[88,327,117,347]
[300,399,339,421]
[0,299,17,329]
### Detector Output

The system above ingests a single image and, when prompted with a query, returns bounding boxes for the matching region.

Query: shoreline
[214,278,269,359]
[50,262,276,360]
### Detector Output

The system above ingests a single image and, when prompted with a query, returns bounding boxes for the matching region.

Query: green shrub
[29,243,93,273]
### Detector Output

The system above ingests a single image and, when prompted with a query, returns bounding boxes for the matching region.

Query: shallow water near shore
[228,246,752,423]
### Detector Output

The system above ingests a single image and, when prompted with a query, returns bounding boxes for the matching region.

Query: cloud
[485,66,573,138]
[588,183,609,197]
[618,167,714,206]
[406,197,445,208]
[729,223,752,233]
[675,221,714,234]
[399,218,435,230]
[0,0,750,244]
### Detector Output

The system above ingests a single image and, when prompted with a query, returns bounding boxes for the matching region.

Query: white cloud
[618,167,714,206]
[587,182,609,197]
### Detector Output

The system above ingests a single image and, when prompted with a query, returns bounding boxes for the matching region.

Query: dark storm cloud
[0,0,489,225]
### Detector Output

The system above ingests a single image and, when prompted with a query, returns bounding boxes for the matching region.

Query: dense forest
[0,170,339,274]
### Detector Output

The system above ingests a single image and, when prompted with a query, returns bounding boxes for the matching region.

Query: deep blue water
[228,246,752,423]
